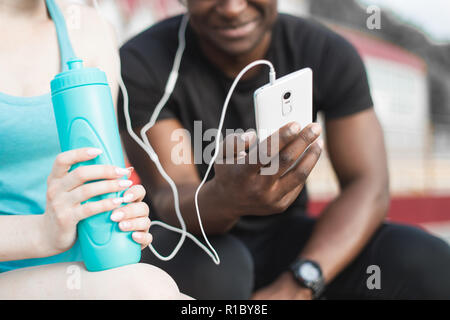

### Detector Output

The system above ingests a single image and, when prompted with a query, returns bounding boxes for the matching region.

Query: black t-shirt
[118,14,373,225]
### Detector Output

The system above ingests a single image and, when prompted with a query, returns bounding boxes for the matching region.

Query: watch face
[299,262,320,281]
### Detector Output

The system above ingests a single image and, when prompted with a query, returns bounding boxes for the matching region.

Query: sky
[358,0,450,43]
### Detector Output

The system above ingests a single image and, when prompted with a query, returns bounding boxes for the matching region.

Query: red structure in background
[336,25,427,72]
[309,197,450,228]
[129,164,449,227]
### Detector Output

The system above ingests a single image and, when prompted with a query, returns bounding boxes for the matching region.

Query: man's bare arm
[298,108,390,283]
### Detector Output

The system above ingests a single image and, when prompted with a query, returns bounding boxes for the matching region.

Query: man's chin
[210,38,261,58]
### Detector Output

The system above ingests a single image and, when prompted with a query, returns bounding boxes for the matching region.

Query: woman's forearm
[0,214,53,262]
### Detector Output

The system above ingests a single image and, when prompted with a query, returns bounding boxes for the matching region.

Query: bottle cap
[50,58,108,95]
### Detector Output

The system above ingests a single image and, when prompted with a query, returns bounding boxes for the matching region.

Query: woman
[0,0,186,299]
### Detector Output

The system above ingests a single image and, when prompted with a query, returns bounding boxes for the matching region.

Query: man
[118,0,450,299]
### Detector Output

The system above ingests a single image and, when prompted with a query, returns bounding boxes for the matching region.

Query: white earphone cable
[94,2,276,265]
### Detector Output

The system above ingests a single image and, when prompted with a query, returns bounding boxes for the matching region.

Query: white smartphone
[254,67,313,143]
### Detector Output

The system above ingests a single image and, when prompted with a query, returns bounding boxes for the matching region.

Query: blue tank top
[0,0,83,272]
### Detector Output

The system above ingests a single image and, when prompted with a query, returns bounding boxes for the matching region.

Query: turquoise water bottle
[51,58,141,271]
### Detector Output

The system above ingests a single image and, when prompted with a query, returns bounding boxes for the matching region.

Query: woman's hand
[42,147,151,255]
[110,184,152,250]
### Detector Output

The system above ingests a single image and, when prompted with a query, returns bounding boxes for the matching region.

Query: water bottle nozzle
[67,58,83,70]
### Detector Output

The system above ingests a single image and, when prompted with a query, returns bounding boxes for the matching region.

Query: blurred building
[307,23,433,199]
[304,0,450,201]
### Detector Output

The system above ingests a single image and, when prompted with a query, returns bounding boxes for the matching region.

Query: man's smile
[212,18,262,39]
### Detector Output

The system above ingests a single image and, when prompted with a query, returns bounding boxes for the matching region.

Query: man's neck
[198,31,273,80]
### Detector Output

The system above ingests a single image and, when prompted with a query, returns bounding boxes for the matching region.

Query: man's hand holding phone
[212,121,322,218]
[210,67,320,218]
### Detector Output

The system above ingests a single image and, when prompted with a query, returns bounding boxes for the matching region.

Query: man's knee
[375,223,450,299]
[141,228,254,299]
[209,234,254,299]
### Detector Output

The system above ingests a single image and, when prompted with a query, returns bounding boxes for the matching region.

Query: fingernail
[119,180,133,188]
[113,197,124,204]
[123,193,134,203]
[289,122,301,135]
[311,123,322,136]
[87,148,103,156]
[132,232,142,239]
[119,221,130,230]
[110,211,124,221]
[237,151,247,158]
[115,167,130,176]
[318,138,324,149]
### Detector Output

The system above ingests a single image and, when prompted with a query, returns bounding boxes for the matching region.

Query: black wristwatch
[289,259,325,299]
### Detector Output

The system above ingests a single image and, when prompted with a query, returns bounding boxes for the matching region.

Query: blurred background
[80,0,450,243]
